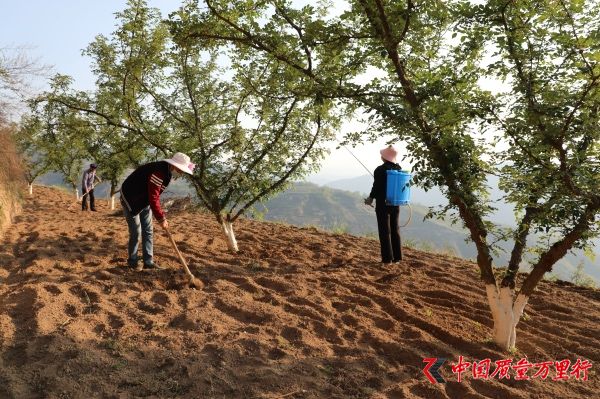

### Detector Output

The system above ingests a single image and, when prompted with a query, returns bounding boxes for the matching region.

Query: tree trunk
[75,188,79,200]
[28,183,33,196]
[110,183,119,211]
[486,285,529,350]
[220,221,239,252]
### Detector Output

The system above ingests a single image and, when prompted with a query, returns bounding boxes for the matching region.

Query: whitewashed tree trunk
[110,194,116,210]
[75,188,79,200]
[486,285,529,350]
[28,183,33,195]
[221,221,239,252]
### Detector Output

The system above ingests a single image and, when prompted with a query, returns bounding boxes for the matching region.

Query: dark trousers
[376,205,402,263]
[82,188,96,210]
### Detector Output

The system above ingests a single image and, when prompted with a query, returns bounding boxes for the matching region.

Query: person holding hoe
[364,145,403,265]
[81,163,101,211]
[120,152,194,271]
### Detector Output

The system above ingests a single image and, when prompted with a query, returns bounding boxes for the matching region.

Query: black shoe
[91,209,98,212]
[143,263,163,270]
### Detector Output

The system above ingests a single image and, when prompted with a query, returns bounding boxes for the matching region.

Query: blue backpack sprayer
[344,146,413,227]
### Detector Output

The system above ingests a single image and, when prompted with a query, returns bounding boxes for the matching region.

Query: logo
[423,357,446,384]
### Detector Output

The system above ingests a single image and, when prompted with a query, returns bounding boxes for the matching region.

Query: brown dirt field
[0,186,598,398]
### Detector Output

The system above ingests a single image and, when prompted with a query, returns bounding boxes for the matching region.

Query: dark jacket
[121,161,172,221]
[81,168,97,192]
[369,161,402,207]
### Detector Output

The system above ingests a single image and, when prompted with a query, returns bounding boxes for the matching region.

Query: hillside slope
[257,183,472,256]
[36,173,599,284]
[35,177,475,257]
[325,174,515,225]
[0,127,23,236]
[325,175,599,283]
[0,187,598,398]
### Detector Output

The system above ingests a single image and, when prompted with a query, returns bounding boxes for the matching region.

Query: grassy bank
[0,126,24,235]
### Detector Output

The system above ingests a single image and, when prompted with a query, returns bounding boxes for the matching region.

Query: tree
[14,114,51,195]
[84,123,145,209]
[52,0,337,251]
[189,0,600,349]
[19,73,142,203]
[482,0,600,348]
[0,46,49,123]
[1,46,51,194]
[571,262,596,289]
[26,75,90,197]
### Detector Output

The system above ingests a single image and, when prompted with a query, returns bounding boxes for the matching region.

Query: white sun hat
[164,152,195,175]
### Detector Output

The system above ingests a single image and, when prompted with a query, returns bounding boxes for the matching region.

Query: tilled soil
[0,186,598,398]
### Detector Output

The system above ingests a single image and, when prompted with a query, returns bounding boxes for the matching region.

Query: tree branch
[50,96,170,153]
[274,3,312,73]
[519,197,600,296]
[231,109,323,221]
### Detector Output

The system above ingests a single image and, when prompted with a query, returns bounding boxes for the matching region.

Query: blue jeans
[122,204,153,266]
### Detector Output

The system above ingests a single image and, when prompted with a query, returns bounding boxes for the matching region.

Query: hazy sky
[0,1,415,184]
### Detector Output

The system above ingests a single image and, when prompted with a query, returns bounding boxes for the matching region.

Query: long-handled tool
[165,228,203,289]
[343,145,374,178]
[345,145,378,211]
[348,144,413,227]
[67,181,100,211]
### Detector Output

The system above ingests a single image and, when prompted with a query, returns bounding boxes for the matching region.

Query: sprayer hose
[399,204,412,228]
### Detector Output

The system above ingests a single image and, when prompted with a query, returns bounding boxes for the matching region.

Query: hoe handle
[165,228,195,280]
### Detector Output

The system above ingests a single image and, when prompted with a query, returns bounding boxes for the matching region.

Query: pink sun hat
[380,145,398,163]
[164,152,195,175]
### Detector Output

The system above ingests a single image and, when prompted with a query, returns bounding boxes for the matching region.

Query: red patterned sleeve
[148,171,166,222]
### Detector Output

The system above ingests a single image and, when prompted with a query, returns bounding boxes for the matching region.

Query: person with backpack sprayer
[364,145,403,264]
[81,163,101,211]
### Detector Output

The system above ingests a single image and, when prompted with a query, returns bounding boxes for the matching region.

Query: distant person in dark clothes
[81,163,101,211]
[120,152,195,271]
[364,145,403,264]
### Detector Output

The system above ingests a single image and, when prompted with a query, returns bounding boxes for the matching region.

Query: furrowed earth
[0,186,598,398]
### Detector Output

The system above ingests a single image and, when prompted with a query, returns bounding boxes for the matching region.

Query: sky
[0,0,393,185]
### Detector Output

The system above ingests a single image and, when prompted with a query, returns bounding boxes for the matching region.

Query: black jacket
[121,161,172,221]
[369,161,402,206]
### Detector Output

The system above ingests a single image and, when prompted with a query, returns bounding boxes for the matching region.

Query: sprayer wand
[343,145,374,177]
[342,145,375,207]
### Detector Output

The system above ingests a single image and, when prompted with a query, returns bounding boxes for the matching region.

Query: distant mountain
[325,174,517,227]
[254,182,475,258]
